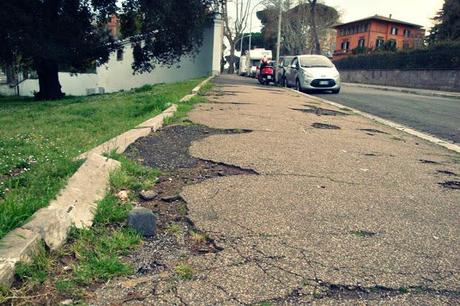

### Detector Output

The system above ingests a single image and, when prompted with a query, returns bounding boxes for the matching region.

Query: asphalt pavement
[93,75,460,305]
[316,85,460,144]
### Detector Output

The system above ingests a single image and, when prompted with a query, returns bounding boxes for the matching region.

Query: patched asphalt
[92,75,460,305]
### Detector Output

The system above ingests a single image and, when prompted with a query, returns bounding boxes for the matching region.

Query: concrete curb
[343,82,460,100]
[0,75,215,288]
[78,104,178,160]
[291,88,460,154]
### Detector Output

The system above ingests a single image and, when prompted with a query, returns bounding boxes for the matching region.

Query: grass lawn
[0,78,204,239]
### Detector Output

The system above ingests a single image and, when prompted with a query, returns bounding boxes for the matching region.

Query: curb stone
[343,82,460,100]
[0,75,215,288]
[290,88,460,154]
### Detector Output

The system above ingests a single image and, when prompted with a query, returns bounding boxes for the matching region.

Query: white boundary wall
[1,18,223,97]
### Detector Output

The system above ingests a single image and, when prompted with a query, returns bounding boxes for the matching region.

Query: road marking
[289,88,460,154]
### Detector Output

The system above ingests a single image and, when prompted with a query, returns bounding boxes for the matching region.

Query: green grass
[174,263,194,280]
[15,242,50,285]
[0,78,204,239]
[163,84,211,125]
[8,154,154,303]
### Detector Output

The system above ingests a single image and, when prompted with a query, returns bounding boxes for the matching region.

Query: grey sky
[245,0,444,32]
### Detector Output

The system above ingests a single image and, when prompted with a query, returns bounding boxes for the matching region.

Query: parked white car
[285,55,341,94]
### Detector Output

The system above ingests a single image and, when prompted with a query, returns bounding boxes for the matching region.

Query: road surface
[316,85,460,144]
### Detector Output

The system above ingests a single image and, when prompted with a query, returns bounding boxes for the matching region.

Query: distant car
[285,55,341,94]
[276,56,295,86]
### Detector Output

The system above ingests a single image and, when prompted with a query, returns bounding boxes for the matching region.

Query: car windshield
[284,58,293,66]
[299,56,333,68]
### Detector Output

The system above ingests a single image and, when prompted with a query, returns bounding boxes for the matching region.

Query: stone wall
[338,69,460,92]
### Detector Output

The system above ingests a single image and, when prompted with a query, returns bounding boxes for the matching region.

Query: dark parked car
[276,56,295,86]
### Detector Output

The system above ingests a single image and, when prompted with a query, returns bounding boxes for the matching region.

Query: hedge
[334,42,460,70]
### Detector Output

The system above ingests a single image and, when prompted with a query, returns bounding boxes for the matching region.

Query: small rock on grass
[128,207,156,237]
[117,190,129,202]
[139,190,158,201]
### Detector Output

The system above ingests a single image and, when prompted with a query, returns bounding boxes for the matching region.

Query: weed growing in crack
[166,223,183,237]
[190,230,207,244]
[175,263,194,280]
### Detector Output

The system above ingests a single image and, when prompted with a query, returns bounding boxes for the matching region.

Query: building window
[376,38,385,48]
[391,27,398,35]
[403,41,410,49]
[116,48,124,61]
[358,38,366,48]
[403,29,411,38]
[341,41,350,51]
[389,39,397,48]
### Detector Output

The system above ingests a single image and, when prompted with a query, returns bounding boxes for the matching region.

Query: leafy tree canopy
[428,0,460,44]
[0,0,215,100]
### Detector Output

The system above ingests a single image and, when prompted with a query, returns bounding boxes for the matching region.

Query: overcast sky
[244,0,445,32]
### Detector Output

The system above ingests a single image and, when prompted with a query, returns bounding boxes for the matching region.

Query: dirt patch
[439,181,460,190]
[312,123,341,130]
[359,129,389,134]
[293,106,348,116]
[124,124,258,276]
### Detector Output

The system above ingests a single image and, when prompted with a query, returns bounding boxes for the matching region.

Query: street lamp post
[275,0,282,83]
[248,1,264,52]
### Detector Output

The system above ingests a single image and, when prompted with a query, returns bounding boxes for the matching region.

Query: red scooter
[257,62,275,85]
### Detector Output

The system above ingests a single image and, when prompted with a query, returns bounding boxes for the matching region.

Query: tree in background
[0,0,214,100]
[236,33,265,53]
[427,0,460,44]
[219,0,252,74]
[258,1,339,55]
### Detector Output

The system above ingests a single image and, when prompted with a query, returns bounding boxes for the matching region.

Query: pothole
[312,123,341,130]
[437,170,458,176]
[124,124,258,276]
[293,106,348,116]
[351,230,378,237]
[439,181,460,190]
[209,102,251,105]
[420,159,441,165]
[359,129,389,134]
[126,124,252,171]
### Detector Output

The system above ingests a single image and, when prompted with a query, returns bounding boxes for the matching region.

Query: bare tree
[219,0,252,73]
[259,0,338,55]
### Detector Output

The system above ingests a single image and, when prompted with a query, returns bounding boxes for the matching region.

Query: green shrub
[335,41,460,70]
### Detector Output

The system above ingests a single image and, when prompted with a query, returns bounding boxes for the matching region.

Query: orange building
[333,15,425,60]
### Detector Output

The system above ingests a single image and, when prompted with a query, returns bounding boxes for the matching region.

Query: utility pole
[275,0,282,83]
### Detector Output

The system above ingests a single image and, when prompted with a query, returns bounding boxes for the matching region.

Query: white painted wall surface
[14,73,99,97]
[98,27,214,93]
[0,18,223,97]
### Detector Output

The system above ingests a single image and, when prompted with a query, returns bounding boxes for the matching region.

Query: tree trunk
[310,2,322,55]
[228,44,236,74]
[35,60,65,100]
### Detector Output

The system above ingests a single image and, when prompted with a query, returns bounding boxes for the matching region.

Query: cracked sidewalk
[91,75,460,305]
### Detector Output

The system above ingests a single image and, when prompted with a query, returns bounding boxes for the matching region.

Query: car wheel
[296,79,302,92]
